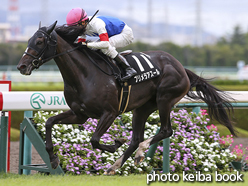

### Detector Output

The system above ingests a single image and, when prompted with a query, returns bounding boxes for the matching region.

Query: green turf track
[0,173,248,186]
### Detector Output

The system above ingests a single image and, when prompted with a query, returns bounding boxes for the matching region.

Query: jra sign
[0,91,69,111]
[30,93,67,109]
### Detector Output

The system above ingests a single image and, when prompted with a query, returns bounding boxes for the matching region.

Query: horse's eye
[37,41,43,45]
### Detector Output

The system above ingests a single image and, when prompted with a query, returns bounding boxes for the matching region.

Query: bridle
[24,26,80,69]
[24,11,100,69]
[24,27,58,68]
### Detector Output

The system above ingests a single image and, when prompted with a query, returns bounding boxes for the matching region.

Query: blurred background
[1,0,248,82]
[1,0,248,138]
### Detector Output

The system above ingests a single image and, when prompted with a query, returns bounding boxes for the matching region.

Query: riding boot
[114,54,137,81]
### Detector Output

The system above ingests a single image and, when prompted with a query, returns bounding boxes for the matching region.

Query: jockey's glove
[81,42,87,46]
[75,41,88,48]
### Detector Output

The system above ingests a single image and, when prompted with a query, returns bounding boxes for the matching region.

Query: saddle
[82,49,161,114]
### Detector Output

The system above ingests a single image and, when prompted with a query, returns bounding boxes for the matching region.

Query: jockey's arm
[85,19,111,49]
[87,33,110,49]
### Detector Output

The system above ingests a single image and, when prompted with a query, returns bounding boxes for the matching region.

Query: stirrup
[121,68,137,81]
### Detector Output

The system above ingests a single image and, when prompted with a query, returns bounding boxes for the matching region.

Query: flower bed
[34,109,237,175]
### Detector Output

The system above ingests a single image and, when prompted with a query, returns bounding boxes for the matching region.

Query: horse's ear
[47,21,57,35]
[39,21,41,29]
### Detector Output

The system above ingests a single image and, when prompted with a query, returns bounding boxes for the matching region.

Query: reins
[44,45,81,62]
[82,49,121,79]
[33,41,121,80]
[26,24,121,81]
[44,43,121,79]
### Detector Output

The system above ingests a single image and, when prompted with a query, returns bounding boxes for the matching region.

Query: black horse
[17,21,235,175]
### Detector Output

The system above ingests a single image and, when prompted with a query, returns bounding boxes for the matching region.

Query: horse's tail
[185,68,236,136]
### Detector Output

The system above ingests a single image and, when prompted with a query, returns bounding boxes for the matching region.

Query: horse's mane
[54,24,107,62]
[55,25,86,44]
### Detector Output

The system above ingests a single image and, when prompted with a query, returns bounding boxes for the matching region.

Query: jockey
[66,7,137,81]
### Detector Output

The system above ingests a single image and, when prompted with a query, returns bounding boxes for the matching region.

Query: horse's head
[17,21,58,75]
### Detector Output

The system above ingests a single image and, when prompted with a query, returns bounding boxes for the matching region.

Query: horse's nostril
[17,65,26,70]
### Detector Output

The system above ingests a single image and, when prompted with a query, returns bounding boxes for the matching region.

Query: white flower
[202,161,209,166]
[74,129,80,133]
[194,139,199,143]
[86,137,90,142]
[225,149,230,153]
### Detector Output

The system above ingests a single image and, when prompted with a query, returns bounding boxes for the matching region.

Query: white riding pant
[102,25,134,58]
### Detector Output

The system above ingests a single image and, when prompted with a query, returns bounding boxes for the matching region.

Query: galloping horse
[17,21,236,175]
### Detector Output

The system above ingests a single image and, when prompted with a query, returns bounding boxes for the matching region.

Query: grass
[214,85,248,91]
[12,82,64,91]
[11,82,248,91]
[10,128,20,141]
[0,173,248,186]
[216,124,248,138]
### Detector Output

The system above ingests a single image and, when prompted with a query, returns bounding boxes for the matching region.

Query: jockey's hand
[76,41,87,48]
[81,42,87,46]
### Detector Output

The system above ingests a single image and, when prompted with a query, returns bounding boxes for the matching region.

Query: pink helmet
[66,7,88,25]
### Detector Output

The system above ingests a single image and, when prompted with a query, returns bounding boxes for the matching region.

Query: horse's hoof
[134,156,145,165]
[103,169,116,175]
[50,156,60,169]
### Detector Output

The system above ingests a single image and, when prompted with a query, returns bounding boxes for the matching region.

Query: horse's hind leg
[134,97,175,165]
[45,110,88,169]
[90,112,126,153]
[104,100,157,175]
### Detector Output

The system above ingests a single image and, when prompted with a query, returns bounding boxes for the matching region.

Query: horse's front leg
[45,110,88,169]
[90,112,126,153]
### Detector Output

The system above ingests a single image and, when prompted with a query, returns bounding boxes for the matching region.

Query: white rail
[1,91,248,111]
